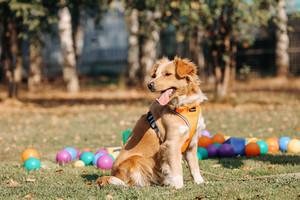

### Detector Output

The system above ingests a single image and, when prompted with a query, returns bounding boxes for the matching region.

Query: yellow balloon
[74,160,85,167]
[287,139,300,153]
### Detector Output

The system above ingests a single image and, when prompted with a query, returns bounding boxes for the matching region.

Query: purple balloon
[219,144,235,157]
[56,150,72,163]
[206,144,219,158]
[201,130,210,137]
[96,149,108,155]
[97,154,114,170]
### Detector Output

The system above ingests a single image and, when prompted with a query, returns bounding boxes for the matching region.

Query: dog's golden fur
[96,57,207,189]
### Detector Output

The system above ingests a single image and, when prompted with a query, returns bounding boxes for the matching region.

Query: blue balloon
[278,136,291,152]
[92,153,104,165]
[64,147,78,160]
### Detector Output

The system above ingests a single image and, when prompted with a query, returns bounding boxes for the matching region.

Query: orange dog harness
[147,105,201,152]
[169,105,201,152]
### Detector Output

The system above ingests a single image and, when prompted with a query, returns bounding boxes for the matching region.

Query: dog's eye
[164,73,172,76]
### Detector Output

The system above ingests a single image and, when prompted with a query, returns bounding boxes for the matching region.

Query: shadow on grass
[20,98,152,108]
[81,174,100,182]
[217,154,300,169]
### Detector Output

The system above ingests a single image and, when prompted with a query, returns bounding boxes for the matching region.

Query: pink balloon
[56,150,72,163]
[96,149,108,155]
[97,155,113,170]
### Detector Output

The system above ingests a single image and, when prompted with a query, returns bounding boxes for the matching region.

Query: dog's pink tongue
[157,89,172,106]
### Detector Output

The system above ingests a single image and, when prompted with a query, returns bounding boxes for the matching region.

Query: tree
[58,0,80,93]
[127,8,140,86]
[275,0,290,77]
[125,0,162,88]
[170,0,271,101]
[57,0,108,93]
[0,0,58,96]
[0,1,23,98]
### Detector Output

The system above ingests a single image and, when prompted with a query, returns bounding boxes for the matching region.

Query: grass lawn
[0,78,300,199]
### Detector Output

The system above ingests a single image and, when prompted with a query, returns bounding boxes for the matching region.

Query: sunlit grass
[0,88,299,199]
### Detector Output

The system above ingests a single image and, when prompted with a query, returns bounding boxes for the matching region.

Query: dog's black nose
[148,81,155,91]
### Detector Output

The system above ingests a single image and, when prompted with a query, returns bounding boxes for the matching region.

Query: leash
[200,170,300,181]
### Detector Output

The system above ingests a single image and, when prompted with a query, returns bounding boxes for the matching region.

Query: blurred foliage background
[0,0,299,101]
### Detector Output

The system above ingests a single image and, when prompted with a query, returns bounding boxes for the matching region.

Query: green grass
[0,89,300,200]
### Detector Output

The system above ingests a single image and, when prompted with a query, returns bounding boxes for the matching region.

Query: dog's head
[148,57,206,107]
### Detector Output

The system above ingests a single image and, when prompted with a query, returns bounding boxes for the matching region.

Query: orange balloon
[82,148,92,152]
[265,138,279,153]
[198,136,212,148]
[211,134,225,144]
[245,143,260,156]
[269,137,279,142]
[22,148,39,162]
[268,145,279,153]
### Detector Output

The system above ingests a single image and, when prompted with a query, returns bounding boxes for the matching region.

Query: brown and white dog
[96,57,207,189]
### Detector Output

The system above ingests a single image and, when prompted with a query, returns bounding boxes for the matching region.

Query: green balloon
[256,140,269,154]
[80,152,95,165]
[212,143,222,148]
[24,157,41,170]
[197,147,208,160]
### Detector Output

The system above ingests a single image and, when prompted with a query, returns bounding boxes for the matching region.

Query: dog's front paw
[95,177,110,188]
[171,175,184,189]
[193,172,205,184]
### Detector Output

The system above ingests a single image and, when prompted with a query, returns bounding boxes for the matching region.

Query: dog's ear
[174,57,197,78]
[150,57,169,78]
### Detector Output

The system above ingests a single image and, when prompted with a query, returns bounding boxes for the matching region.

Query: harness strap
[169,105,201,153]
[147,111,163,144]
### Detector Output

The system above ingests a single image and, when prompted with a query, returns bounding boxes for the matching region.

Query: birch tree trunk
[58,5,79,93]
[127,8,140,86]
[28,37,42,92]
[141,11,160,87]
[276,0,290,77]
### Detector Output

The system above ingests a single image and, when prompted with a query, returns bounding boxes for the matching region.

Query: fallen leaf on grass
[267,165,275,169]
[211,164,221,168]
[24,193,33,198]
[26,178,36,183]
[242,166,253,171]
[57,182,64,186]
[56,169,63,173]
[85,182,92,187]
[7,179,20,188]
[244,175,251,179]
[294,125,300,131]
[195,196,207,199]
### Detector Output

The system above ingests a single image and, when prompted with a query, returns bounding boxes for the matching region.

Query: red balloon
[198,136,212,148]
[245,143,260,156]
